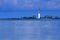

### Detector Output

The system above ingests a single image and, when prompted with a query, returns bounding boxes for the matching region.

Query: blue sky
[0,0,60,18]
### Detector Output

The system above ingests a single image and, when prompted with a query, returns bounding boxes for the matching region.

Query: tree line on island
[0,15,60,20]
[41,15,60,19]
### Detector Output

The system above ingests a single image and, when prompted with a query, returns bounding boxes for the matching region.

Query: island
[0,15,60,20]
[0,8,60,20]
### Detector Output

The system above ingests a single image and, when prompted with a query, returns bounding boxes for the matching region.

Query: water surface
[0,20,60,40]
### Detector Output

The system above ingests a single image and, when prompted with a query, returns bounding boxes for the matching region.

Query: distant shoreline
[0,18,60,20]
[0,15,60,20]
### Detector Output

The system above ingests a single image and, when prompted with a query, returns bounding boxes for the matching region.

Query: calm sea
[0,20,60,40]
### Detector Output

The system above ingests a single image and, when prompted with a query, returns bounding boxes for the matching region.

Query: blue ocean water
[0,20,60,40]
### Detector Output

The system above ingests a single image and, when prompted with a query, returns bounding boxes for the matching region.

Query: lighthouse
[38,8,40,19]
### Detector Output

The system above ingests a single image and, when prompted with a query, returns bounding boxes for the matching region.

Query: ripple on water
[0,20,60,40]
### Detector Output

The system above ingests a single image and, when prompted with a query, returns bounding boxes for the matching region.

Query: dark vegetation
[0,15,60,20]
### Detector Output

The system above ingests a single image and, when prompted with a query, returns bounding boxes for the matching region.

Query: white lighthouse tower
[38,8,40,19]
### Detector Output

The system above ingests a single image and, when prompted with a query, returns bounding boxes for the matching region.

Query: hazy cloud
[40,0,60,10]
[0,0,60,10]
[0,0,40,10]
